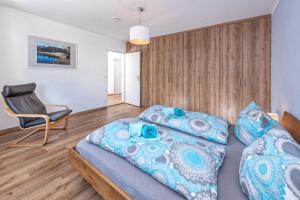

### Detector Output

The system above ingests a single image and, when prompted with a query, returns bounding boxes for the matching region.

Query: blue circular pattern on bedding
[240,127,300,200]
[244,156,285,199]
[169,118,183,128]
[140,142,165,157]
[169,143,216,183]
[147,112,163,123]
[183,149,205,169]
[115,129,130,140]
[157,127,170,138]
[101,123,131,147]
[87,114,227,200]
[125,144,139,155]
[275,138,300,159]
[284,163,300,198]
[155,155,169,164]
[188,118,211,133]
[254,159,274,185]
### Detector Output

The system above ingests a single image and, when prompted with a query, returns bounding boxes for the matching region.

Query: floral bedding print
[138,105,229,144]
[86,118,226,200]
[234,101,276,146]
[239,127,300,200]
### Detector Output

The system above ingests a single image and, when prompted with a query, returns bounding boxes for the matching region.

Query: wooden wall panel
[183,28,220,115]
[242,17,271,112]
[126,15,271,123]
[219,23,243,122]
[199,27,220,115]
[150,37,159,105]
[155,36,171,106]
[169,33,185,108]
[183,30,200,111]
[140,45,150,108]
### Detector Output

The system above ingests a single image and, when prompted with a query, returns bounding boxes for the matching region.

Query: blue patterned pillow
[240,154,300,200]
[138,105,229,144]
[240,126,299,166]
[239,126,300,200]
[235,101,276,146]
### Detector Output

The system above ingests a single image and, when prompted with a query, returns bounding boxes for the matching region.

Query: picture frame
[28,35,77,69]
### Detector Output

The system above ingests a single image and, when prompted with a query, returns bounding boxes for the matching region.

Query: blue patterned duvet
[139,105,229,144]
[86,118,226,200]
[239,127,300,200]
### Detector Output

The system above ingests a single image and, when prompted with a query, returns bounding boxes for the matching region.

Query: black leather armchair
[2,83,72,147]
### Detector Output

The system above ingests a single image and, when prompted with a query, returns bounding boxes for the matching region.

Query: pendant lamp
[129,7,150,45]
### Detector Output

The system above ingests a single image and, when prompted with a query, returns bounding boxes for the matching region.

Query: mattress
[76,125,247,200]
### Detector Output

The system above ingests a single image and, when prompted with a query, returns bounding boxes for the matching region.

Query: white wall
[0,5,125,130]
[107,51,124,95]
[272,0,300,119]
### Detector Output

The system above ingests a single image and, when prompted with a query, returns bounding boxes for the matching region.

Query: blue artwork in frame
[28,35,76,69]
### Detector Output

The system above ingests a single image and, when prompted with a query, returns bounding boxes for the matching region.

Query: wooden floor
[107,94,122,106]
[0,104,143,200]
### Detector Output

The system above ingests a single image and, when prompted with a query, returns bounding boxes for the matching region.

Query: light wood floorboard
[107,94,122,106]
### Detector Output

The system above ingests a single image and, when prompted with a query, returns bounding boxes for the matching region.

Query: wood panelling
[127,15,271,123]
[169,33,185,108]
[219,23,243,122]
[241,17,271,112]
[183,28,220,115]
[183,30,199,111]
[199,27,220,115]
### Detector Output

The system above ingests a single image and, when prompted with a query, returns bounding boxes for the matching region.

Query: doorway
[107,51,141,107]
[107,51,124,106]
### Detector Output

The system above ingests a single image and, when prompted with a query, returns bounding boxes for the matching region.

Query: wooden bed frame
[68,146,132,200]
[68,111,300,200]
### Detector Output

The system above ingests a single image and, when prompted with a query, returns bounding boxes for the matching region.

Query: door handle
[136,76,140,81]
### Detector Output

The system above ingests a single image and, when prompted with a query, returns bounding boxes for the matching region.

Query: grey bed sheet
[76,125,247,200]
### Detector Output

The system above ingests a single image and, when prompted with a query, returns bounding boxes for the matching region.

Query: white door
[124,52,140,106]
[114,59,122,94]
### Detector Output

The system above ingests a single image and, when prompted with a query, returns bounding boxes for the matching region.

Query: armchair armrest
[4,107,50,122]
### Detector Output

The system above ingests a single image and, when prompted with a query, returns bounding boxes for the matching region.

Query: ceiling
[0,0,278,40]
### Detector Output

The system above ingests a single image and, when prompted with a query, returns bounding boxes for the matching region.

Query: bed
[69,124,247,200]
[69,103,300,200]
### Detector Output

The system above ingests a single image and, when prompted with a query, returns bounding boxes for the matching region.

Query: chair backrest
[2,83,47,127]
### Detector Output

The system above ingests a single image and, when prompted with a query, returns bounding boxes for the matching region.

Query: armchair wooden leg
[8,123,50,148]
[64,116,69,129]
[43,116,69,130]
[8,115,70,148]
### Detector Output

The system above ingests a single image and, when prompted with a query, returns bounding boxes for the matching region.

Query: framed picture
[28,35,77,69]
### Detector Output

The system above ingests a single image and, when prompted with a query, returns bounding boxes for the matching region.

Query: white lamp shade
[129,25,150,45]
